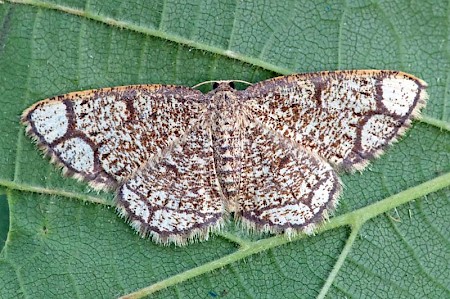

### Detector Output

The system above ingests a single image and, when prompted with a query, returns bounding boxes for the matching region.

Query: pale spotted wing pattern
[22,85,205,189]
[237,117,341,236]
[117,119,225,245]
[243,70,428,170]
[22,70,428,245]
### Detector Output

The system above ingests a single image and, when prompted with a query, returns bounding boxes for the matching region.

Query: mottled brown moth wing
[236,116,341,235]
[243,70,428,171]
[22,85,205,190]
[117,118,225,245]
[22,70,429,246]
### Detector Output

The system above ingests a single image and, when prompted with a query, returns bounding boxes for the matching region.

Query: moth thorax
[209,88,240,111]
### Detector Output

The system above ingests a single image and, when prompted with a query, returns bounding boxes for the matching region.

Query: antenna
[192,80,253,89]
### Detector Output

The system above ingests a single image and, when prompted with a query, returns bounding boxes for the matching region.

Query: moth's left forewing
[243,70,429,171]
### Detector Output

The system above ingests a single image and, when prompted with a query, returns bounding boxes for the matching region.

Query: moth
[22,70,428,245]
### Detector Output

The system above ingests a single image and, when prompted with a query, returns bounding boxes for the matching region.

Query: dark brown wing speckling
[116,118,225,245]
[22,85,206,190]
[236,116,341,236]
[243,70,428,171]
[22,70,428,245]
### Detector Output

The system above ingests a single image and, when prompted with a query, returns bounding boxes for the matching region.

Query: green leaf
[0,0,449,298]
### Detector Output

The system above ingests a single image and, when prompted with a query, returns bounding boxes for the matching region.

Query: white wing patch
[29,101,68,144]
[381,77,419,116]
[54,137,95,173]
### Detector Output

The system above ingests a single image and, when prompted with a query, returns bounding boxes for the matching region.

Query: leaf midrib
[1,172,449,298]
[118,173,450,298]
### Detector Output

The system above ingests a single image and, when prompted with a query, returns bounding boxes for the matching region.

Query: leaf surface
[0,1,449,298]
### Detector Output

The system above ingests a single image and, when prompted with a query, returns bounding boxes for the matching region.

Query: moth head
[213,81,235,90]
